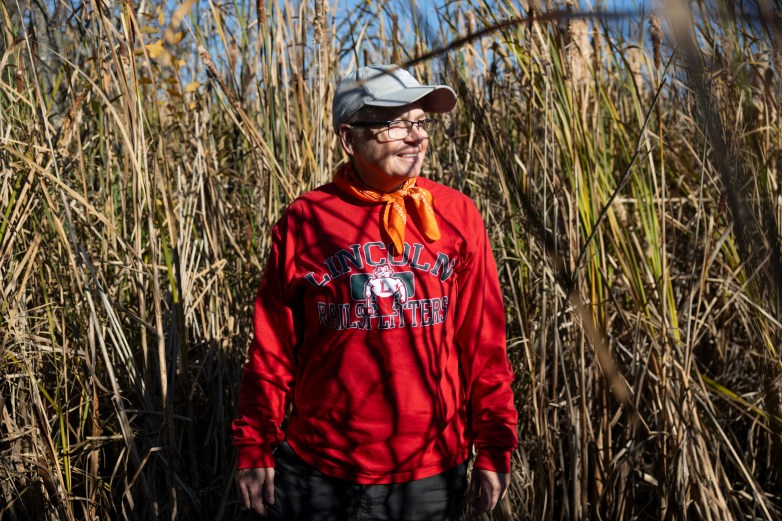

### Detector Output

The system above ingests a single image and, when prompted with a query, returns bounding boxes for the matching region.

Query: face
[374,264,393,278]
[339,103,430,193]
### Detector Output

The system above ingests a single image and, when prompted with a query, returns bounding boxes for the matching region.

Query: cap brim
[366,85,457,113]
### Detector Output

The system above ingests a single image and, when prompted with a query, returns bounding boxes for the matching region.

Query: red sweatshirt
[232,176,518,484]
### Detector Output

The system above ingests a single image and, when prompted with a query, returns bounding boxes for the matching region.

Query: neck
[351,165,409,193]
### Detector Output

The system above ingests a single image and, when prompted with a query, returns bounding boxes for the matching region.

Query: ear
[338,125,356,157]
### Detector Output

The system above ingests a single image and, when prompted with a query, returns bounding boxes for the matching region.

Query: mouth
[398,152,419,159]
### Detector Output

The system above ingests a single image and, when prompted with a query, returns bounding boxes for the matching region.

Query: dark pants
[264,442,467,521]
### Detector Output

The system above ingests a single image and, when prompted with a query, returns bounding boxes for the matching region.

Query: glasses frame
[348,118,440,139]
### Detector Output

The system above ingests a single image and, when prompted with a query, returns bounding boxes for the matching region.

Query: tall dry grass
[1,0,781,519]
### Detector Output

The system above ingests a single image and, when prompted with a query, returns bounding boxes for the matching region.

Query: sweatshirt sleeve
[232,210,301,469]
[455,202,518,473]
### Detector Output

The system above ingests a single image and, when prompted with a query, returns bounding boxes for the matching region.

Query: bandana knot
[333,164,441,253]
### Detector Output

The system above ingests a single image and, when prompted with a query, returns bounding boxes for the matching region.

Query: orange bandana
[333,163,441,253]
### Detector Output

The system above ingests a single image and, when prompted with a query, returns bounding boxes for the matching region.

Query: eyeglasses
[349,119,440,140]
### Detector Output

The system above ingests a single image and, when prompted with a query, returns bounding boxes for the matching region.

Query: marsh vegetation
[1,0,781,519]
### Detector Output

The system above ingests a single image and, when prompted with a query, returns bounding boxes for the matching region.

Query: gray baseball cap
[332,65,457,131]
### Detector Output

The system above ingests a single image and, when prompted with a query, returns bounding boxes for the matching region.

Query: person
[233,64,518,520]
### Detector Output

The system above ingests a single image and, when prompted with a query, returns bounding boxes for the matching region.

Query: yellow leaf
[185,81,200,93]
[139,26,158,34]
[157,7,165,26]
[138,76,153,85]
[145,40,165,59]
[157,51,174,67]
[165,31,185,44]
[163,0,196,45]
[188,101,197,110]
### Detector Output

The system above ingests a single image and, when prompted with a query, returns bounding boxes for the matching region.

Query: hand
[236,467,275,517]
[468,468,510,514]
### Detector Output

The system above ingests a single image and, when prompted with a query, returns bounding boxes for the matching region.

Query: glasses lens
[386,121,408,140]
[385,120,438,139]
[421,120,437,134]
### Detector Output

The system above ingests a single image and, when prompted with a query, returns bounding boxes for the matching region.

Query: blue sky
[586,0,652,8]
[342,0,659,42]
[349,0,658,33]
[410,0,655,16]
[329,0,662,70]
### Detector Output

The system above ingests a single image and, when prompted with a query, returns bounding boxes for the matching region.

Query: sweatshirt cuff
[236,444,276,469]
[473,449,511,474]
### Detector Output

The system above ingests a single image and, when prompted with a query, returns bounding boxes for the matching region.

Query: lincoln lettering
[305,242,456,287]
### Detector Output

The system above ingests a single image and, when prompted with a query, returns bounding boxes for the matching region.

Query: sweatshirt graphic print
[232,176,518,484]
[309,241,452,331]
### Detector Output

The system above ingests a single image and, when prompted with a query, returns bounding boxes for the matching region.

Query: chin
[390,167,422,179]
[391,173,420,182]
